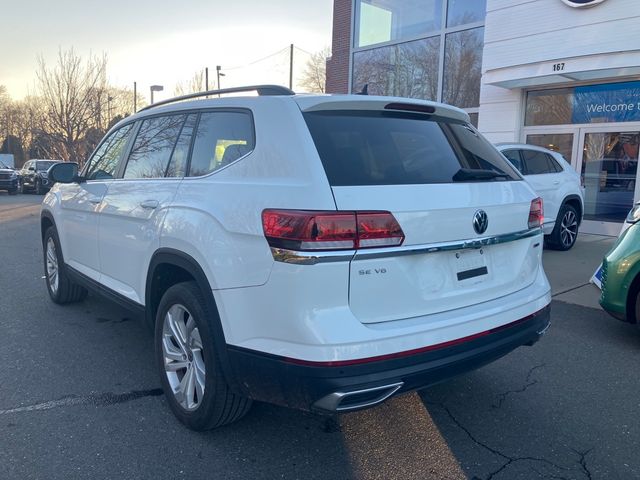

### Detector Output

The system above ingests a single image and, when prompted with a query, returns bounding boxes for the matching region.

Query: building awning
[484,50,640,89]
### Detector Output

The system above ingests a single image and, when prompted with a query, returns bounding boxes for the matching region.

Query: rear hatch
[302,100,541,324]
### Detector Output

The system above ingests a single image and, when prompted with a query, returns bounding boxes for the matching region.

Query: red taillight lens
[262,210,405,251]
[528,197,543,229]
[356,212,404,248]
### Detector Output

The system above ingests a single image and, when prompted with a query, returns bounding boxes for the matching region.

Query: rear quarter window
[303,110,519,186]
[188,111,255,177]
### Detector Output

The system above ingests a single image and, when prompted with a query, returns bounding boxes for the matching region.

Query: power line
[224,46,291,71]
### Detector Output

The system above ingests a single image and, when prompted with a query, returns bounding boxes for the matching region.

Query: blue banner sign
[572,81,640,124]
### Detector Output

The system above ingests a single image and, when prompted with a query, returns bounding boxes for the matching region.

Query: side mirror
[28,166,36,171]
[49,162,79,184]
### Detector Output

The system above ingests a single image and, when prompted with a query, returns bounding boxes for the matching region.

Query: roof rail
[139,84,295,112]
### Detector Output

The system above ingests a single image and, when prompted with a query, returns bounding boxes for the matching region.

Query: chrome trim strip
[353,228,542,261]
[270,228,542,264]
[313,382,404,412]
[270,248,356,265]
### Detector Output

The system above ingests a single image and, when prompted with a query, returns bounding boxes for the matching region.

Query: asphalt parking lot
[1,193,639,480]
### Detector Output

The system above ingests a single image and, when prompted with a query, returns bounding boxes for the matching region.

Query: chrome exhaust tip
[313,382,404,412]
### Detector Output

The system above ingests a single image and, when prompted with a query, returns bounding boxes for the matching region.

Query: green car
[600,205,640,327]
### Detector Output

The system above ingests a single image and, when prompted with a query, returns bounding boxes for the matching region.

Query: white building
[480,0,640,235]
[327,0,640,234]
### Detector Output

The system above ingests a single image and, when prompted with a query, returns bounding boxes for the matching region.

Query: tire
[155,281,251,430]
[546,204,579,251]
[43,226,88,304]
[35,179,43,195]
[8,188,17,195]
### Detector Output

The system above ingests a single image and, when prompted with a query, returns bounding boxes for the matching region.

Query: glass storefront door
[525,132,576,165]
[578,128,640,235]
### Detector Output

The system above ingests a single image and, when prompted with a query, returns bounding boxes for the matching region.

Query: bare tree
[299,47,330,93]
[35,48,108,164]
[174,70,206,96]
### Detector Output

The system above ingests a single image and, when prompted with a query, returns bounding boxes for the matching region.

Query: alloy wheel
[45,237,59,295]
[560,210,578,248]
[162,304,206,411]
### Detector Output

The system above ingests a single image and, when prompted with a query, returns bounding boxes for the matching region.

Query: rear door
[304,108,540,324]
[97,113,195,304]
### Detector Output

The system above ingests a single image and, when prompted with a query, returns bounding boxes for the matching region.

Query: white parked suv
[497,144,584,251]
[41,85,551,430]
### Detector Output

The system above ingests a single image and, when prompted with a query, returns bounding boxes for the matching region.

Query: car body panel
[331,183,542,323]
[600,222,640,321]
[97,178,182,304]
[497,144,584,235]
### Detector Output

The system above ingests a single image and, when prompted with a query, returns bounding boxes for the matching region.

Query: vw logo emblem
[560,0,607,8]
[473,210,488,235]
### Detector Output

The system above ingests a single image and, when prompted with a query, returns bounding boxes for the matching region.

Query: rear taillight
[262,210,405,251]
[528,197,543,229]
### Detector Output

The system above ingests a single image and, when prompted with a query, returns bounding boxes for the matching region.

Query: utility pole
[289,43,294,90]
[205,67,209,91]
[133,82,137,113]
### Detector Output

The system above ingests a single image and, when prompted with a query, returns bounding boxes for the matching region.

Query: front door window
[581,131,640,223]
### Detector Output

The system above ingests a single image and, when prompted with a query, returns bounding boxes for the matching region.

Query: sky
[0,0,333,102]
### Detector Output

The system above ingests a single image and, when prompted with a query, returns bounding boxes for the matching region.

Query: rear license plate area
[455,249,488,282]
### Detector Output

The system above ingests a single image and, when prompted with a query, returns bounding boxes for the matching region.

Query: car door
[519,149,563,229]
[57,124,134,281]
[97,113,194,304]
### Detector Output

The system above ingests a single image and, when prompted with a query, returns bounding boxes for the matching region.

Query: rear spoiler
[294,95,470,123]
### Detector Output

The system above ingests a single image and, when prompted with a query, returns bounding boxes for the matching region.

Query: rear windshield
[303,110,520,186]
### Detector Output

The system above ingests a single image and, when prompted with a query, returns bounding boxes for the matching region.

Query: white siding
[478,83,522,142]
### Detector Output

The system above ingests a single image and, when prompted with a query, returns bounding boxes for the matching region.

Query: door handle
[88,196,102,205]
[140,200,159,209]
[553,180,560,185]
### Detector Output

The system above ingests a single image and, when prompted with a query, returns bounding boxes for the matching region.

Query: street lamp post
[216,66,225,95]
[150,85,164,104]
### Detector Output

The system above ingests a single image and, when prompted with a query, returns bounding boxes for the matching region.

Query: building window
[525,81,640,126]
[353,36,440,100]
[442,27,484,108]
[351,0,486,113]
[525,88,574,126]
[446,0,486,27]
[356,0,442,48]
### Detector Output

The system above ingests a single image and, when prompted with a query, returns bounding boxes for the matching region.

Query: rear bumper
[226,304,551,412]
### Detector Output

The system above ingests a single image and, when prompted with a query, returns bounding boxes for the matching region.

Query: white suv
[42,85,551,430]
[497,144,584,251]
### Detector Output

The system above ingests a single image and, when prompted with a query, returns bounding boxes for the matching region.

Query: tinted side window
[85,125,133,180]
[166,114,198,178]
[548,155,564,173]
[502,149,524,174]
[188,111,255,177]
[124,114,186,179]
[522,150,555,175]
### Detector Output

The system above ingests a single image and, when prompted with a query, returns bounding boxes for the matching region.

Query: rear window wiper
[453,168,511,182]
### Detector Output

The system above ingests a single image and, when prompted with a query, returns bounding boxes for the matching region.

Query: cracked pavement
[1,194,639,480]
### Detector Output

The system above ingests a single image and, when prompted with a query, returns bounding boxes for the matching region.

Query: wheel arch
[41,210,56,243]
[624,269,640,324]
[146,248,242,392]
[561,195,583,226]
